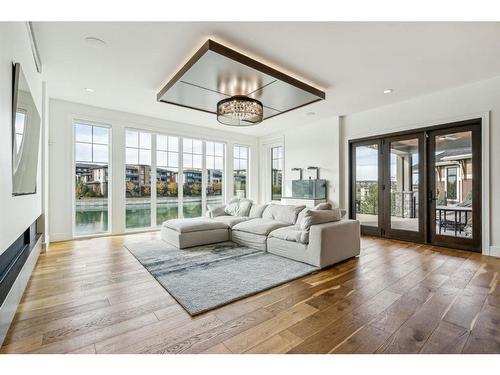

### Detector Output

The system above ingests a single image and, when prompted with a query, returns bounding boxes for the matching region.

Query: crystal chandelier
[217,95,263,126]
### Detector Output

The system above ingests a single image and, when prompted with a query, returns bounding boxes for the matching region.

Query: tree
[75,181,90,198]
[157,182,168,196]
[360,183,378,215]
[167,181,177,196]
[126,181,136,197]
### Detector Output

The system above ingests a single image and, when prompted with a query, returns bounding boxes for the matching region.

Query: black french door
[349,118,482,252]
[427,122,482,252]
[350,135,425,242]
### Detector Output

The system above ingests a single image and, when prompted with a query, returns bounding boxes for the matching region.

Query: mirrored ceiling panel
[161,80,228,114]
[157,40,325,121]
[248,80,321,113]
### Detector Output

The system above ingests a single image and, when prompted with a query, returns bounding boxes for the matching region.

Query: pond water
[75,199,218,235]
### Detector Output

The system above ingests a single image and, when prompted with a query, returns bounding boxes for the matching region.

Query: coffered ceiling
[157,40,325,122]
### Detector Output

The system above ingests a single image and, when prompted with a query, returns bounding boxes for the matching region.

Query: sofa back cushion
[207,204,228,218]
[299,208,342,230]
[249,204,268,218]
[262,204,306,225]
[224,198,253,217]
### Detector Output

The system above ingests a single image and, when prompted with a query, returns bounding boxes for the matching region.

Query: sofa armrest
[308,219,360,268]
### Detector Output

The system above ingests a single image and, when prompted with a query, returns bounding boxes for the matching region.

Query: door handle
[428,191,438,203]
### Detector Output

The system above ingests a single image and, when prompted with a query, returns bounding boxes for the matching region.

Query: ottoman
[161,217,230,249]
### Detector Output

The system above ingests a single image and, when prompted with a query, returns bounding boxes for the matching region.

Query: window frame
[233,144,249,199]
[155,134,180,226]
[205,141,225,211]
[271,145,284,202]
[72,120,112,238]
[124,129,153,230]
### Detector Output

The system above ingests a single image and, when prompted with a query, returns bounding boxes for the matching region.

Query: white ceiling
[34,22,500,136]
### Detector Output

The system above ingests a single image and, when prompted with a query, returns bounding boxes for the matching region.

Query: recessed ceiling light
[383,89,393,94]
[84,37,107,48]
[85,88,95,93]
[306,111,316,116]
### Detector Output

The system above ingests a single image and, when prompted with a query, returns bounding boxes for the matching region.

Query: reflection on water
[75,201,206,234]
[183,200,202,218]
[126,204,151,229]
[156,203,179,226]
[75,208,108,235]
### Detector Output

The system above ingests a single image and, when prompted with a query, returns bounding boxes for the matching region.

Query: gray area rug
[124,239,318,315]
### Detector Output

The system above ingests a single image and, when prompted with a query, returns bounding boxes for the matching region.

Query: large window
[182,138,203,218]
[271,146,283,201]
[156,135,179,225]
[125,130,151,229]
[74,123,110,235]
[233,145,248,198]
[206,142,224,208]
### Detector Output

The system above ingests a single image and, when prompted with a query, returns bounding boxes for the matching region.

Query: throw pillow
[224,198,240,216]
[295,207,310,228]
[238,199,253,217]
[224,198,253,216]
[300,208,342,230]
[314,202,332,210]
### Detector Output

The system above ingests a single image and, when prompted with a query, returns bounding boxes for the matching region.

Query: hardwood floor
[1,232,499,354]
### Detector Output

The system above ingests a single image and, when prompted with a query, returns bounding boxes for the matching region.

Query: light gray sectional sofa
[161,199,360,269]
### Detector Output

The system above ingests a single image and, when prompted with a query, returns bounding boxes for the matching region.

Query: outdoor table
[435,205,472,236]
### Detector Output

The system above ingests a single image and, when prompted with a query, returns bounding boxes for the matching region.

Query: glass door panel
[435,131,472,238]
[352,142,381,235]
[390,138,419,231]
[385,136,424,242]
[429,124,481,251]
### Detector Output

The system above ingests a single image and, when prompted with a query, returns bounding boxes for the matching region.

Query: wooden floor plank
[1,233,499,354]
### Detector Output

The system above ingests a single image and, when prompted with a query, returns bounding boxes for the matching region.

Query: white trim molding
[490,246,500,258]
[259,136,284,204]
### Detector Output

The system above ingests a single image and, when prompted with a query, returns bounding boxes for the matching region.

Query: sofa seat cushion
[269,227,309,244]
[162,218,228,233]
[232,218,292,236]
[211,215,250,228]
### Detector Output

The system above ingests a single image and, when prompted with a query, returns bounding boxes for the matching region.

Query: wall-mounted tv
[12,63,41,196]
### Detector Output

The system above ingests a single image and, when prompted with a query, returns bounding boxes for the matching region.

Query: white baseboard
[489,246,500,258]
[49,232,72,242]
[0,236,42,347]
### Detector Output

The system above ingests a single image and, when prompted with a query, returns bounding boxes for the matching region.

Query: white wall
[49,99,260,241]
[259,117,341,206]
[0,23,44,255]
[341,76,500,255]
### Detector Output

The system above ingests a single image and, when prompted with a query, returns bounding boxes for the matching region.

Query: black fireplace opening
[0,221,39,307]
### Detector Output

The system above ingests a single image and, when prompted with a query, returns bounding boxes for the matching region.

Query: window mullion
[201,141,207,216]
[151,135,157,227]
[178,138,184,218]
